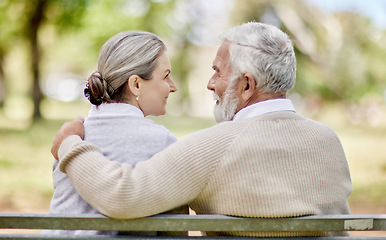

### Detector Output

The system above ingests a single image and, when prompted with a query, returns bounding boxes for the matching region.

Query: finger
[51,140,59,160]
[50,121,73,160]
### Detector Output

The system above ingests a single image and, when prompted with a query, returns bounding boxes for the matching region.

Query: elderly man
[51,22,352,237]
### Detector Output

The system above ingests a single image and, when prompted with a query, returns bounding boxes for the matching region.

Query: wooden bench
[0,213,385,239]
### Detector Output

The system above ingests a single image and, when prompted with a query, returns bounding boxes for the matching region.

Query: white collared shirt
[232,99,296,122]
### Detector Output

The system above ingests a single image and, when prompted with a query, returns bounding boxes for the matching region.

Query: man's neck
[239,90,287,112]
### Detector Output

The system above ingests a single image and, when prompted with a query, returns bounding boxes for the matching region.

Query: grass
[0,100,385,213]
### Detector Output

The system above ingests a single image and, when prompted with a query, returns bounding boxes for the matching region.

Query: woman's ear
[240,73,256,101]
[128,75,140,97]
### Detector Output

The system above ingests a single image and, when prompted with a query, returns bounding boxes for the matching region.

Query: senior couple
[50,22,352,237]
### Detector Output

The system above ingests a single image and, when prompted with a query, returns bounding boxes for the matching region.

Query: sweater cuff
[58,135,83,160]
[58,135,84,173]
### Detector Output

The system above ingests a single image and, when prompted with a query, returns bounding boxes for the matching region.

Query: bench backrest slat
[0,214,385,232]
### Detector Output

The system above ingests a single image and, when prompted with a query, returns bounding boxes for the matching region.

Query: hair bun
[86,71,105,105]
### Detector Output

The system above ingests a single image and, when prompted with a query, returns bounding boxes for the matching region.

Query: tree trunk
[0,51,5,108]
[28,0,46,120]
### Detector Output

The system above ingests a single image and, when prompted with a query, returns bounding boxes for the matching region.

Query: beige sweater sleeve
[58,124,240,219]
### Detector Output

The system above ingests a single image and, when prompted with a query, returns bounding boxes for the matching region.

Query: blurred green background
[0,0,385,216]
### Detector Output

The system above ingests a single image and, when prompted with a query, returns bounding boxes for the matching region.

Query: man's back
[189,111,351,236]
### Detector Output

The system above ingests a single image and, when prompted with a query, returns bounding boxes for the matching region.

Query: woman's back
[45,103,177,235]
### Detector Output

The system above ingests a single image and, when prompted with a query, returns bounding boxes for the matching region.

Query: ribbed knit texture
[59,111,352,237]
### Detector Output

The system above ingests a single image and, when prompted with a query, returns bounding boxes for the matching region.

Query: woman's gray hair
[220,22,296,93]
[87,31,166,105]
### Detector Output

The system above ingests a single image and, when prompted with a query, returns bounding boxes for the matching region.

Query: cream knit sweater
[58,111,352,237]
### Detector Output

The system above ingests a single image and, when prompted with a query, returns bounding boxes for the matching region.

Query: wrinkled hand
[51,116,85,160]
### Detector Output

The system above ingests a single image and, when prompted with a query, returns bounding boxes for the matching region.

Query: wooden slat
[0,234,385,240]
[0,214,385,232]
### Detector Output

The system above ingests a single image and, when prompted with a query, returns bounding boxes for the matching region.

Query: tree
[0,48,5,108]
[25,0,87,120]
[0,0,193,119]
[26,0,46,120]
[0,0,87,120]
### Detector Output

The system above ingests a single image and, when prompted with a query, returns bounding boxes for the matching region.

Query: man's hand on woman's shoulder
[51,116,85,160]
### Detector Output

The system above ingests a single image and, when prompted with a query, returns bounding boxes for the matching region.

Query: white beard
[213,84,239,123]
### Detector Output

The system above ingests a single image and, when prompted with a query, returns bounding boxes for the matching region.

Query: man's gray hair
[220,22,296,93]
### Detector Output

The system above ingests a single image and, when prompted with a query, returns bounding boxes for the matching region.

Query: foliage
[0,0,177,120]
[1,0,386,120]
[0,0,89,120]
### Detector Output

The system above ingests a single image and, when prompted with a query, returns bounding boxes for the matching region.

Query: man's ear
[240,73,256,101]
[128,75,140,96]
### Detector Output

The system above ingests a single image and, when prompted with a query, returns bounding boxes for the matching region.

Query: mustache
[213,93,221,102]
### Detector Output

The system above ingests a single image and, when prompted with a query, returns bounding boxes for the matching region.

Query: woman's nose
[168,78,177,92]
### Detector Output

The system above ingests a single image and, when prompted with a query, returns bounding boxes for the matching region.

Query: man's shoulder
[178,120,246,143]
[245,111,339,135]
